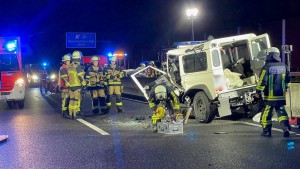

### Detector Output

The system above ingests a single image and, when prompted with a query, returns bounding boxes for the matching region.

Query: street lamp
[186,8,199,41]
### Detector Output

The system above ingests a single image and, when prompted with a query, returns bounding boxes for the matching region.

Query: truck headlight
[32,75,38,80]
[15,78,25,86]
[50,74,56,79]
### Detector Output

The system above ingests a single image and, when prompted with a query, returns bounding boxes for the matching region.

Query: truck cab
[166,33,270,123]
[0,37,25,109]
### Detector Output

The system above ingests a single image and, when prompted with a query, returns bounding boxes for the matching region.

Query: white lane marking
[122,97,148,104]
[77,118,110,135]
[240,122,298,134]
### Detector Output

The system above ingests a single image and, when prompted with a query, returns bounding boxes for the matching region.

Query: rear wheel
[18,100,25,109]
[7,101,13,109]
[193,91,215,123]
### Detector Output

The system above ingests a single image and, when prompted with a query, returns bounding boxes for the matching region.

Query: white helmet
[91,56,99,63]
[154,85,167,100]
[72,51,83,59]
[111,57,117,62]
[62,53,71,62]
[266,47,281,62]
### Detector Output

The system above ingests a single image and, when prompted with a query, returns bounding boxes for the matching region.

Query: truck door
[249,34,271,80]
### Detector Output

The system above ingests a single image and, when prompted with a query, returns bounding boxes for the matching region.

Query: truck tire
[18,100,25,109]
[7,101,13,109]
[193,91,215,123]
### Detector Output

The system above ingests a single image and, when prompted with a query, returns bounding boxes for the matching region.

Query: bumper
[0,84,25,102]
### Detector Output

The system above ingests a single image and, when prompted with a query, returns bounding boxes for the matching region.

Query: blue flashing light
[125,53,128,56]
[5,40,17,52]
[43,63,47,66]
[108,53,113,57]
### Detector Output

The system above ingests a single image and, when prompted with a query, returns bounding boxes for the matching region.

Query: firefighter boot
[261,126,272,137]
[281,121,291,137]
[117,107,124,113]
[62,110,70,118]
[93,108,100,115]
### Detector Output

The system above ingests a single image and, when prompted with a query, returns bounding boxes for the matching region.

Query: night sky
[1,0,300,69]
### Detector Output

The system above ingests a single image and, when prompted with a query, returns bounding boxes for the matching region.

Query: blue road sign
[66,32,96,48]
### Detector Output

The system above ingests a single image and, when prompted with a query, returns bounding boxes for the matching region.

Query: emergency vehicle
[165,33,270,123]
[0,37,25,109]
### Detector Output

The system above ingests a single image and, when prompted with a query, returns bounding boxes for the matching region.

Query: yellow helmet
[62,53,71,62]
[91,56,99,63]
[72,50,83,59]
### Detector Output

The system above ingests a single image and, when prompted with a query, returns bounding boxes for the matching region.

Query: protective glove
[81,81,87,87]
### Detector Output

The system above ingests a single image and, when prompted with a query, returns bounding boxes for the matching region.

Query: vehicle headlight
[32,75,38,80]
[15,78,25,86]
[50,74,56,79]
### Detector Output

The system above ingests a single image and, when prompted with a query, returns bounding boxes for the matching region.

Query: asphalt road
[1,88,300,169]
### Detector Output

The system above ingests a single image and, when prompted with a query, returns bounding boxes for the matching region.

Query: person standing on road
[67,51,86,119]
[147,82,181,132]
[59,54,72,118]
[255,47,291,137]
[104,57,125,113]
[86,56,108,115]
[39,68,48,94]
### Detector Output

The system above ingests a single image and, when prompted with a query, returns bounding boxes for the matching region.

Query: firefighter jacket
[85,65,105,88]
[148,83,180,111]
[256,60,291,106]
[104,64,124,86]
[67,62,85,90]
[59,64,69,89]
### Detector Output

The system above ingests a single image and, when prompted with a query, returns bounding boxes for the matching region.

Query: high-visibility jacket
[148,83,180,111]
[67,63,85,89]
[59,64,69,89]
[86,65,105,88]
[104,64,124,86]
[256,60,291,106]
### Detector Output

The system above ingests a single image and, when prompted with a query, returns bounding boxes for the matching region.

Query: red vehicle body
[0,37,25,109]
[82,55,108,67]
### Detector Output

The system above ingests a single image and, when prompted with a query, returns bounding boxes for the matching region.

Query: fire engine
[0,37,25,109]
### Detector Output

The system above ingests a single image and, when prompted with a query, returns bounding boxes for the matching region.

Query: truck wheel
[193,91,215,123]
[18,100,25,109]
[7,101,13,109]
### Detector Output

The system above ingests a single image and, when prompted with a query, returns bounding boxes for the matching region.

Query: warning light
[5,40,18,52]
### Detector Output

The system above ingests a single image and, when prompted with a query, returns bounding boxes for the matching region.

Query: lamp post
[186,8,198,41]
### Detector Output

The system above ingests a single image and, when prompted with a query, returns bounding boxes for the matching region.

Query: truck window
[183,52,207,73]
[0,54,20,71]
[251,37,268,58]
[212,50,220,67]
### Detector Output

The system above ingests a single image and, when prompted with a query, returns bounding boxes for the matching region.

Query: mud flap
[217,97,232,117]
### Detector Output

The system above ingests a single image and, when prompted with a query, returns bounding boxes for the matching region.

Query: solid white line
[76,118,110,135]
[240,122,297,134]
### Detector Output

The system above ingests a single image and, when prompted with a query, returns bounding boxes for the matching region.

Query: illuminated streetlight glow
[186,8,199,41]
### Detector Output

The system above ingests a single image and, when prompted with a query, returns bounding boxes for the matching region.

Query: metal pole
[282,19,286,64]
[191,18,194,41]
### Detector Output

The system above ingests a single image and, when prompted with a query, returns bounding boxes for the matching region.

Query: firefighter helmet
[154,85,167,100]
[150,61,155,65]
[111,57,117,62]
[62,53,71,62]
[266,47,281,62]
[140,63,146,67]
[91,56,99,63]
[72,51,83,59]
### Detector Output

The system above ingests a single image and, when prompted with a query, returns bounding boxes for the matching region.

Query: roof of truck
[167,33,256,56]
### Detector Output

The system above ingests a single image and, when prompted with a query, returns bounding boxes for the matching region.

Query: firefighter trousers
[61,89,70,116]
[106,85,123,112]
[69,89,81,118]
[260,105,290,130]
[91,88,106,114]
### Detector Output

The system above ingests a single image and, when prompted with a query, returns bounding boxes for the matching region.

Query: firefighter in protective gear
[39,69,48,94]
[86,56,108,115]
[148,83,180,132]
[104,57,125,113]
[147,61,157,78]
[59,54,71,118]
[255,47,291,137]
[67,51,86,119]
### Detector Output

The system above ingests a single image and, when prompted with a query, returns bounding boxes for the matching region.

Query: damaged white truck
[163,33,270,123]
